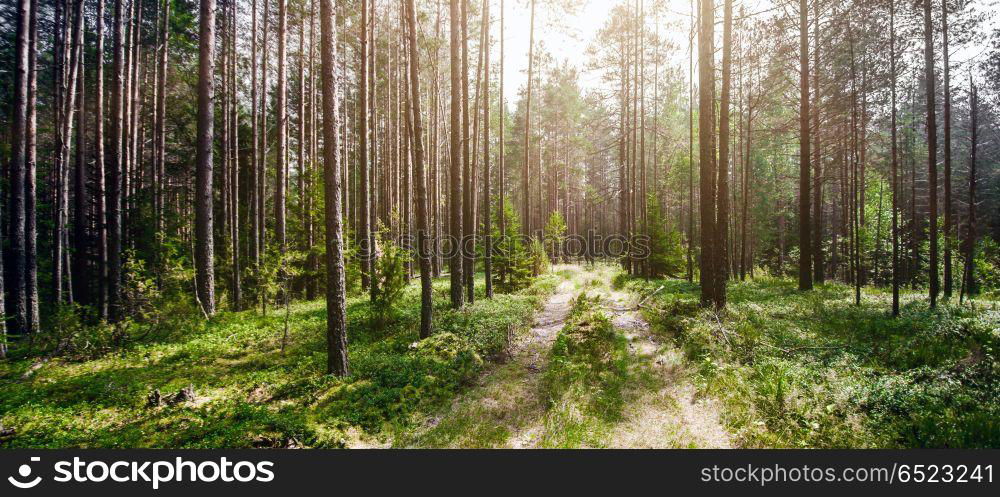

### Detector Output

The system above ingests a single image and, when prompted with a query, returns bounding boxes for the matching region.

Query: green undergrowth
[538,293,633,447]
[0,273,559,448]
[618,275,1000,448]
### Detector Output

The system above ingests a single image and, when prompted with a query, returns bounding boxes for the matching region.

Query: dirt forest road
[401,264,731,448]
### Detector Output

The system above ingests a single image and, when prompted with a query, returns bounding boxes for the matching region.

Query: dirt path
[604,286,731,448]
[403,264,730,448]
[401,266,581,448]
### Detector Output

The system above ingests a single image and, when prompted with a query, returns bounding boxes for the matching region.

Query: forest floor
[1,263,995,448]
[619,274,1000,448]
[401,264,730,448]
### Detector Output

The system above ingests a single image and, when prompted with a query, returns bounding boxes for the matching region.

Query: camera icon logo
[8,457,42,489]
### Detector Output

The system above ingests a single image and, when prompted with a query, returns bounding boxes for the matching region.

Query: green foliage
[371,236,410,319]
[972,236,1000,295]
[543,293,630,423]
[529,239,550,276]
[645,196,685,278]
[0,269,556,448]
[544,211,568,262]
[623,275,1000,448]
[490,199,533,292]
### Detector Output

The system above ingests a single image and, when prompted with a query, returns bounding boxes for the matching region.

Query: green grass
[0,273,558,448]
[535,292,636,448]
[619,275,1000,448]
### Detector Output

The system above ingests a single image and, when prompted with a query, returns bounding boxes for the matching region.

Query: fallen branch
[633,285,665,310]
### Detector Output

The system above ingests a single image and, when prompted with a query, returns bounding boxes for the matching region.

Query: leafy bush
[645,196,686,278]
[490,199,534,292]
[371,236,410,320]
[544,211,568,263]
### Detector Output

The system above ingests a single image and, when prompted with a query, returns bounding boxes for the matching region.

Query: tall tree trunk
[230,0,241,310]
[449,0,464,308]
[359,0,374,300]
[890,0,900,316]
[717,0,732,305]
[403,0,433,337]
[259,0,269,285]
[697,0,716,307]
[108,0,125,321]
[797,0,812,291]
[941,0,953,298]
[73,11,87,305]
[923,0,939,307]
[498,0,506,285]
[482,0,492,299]
[687,0,694,282]
[195,0,217,316]
[811,0,823,284]
[320,0,349,375]
[155,0,169,293]
[250,0,260,270]
[522,0,536,238]
[6,0,29,347]
[25,0,39,333]
[959,80,977,302]
[461,0,474,301]
[276,0,288,251]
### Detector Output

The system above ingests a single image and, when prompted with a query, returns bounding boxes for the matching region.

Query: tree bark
[941,0,953,298]
[403,0,434,338]
[449,0,464,308]
[195,0,217,316]
[717,0,732,305]
[482,0,493,299]
[923,0,939,307]
[320,0,349,375]
[276,0,288,251]
[359,0,373,297]
[890,0,900,316]
[523,0,536,239]
[798,0,812,291]
[25,0,39,333]
[697,0,717,307]
[7,0,30,342]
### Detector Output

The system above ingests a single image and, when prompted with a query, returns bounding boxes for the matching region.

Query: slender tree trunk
[320,0,349,376]
[697,0,716,307]
[523,0,536,239]
[941,0,953,298]
[797,0,812,291]
[811,0,823,284]
[482,0,492,299]
[195,0,217,316]
[108,0,125,321]
[25,0,39,333]
[960,81,977,302]
[276,0,288,251]
[717,0,732,305]
[461,0,475,301]
[230,0,241,310]
[359,0,374,299]
[687,0,694,283]
[6,0,30,347]
[890,0,900,316]
[923,0,939,307]
[449,0,464,308]
[403,0,433,337]
[250,0,260,270]
[73,11,87,306]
